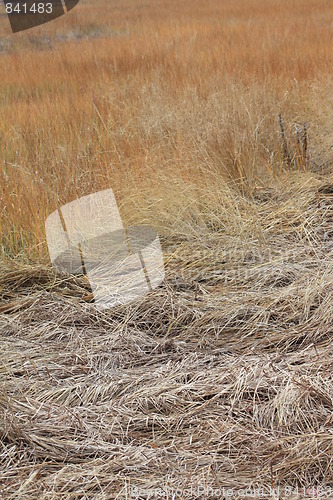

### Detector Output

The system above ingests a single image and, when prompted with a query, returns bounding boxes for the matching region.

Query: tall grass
[0,0,332,260]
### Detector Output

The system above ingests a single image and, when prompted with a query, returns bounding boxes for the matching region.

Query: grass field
[0,0,333,497]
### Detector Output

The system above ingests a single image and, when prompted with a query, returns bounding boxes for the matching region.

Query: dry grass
[1,0,333,497]
[1,178,333,497]
[0,0,333,258]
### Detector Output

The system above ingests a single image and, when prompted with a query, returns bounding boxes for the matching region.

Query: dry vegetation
[0,0,333,497]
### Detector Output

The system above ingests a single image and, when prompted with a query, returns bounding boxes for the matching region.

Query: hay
[1,181,333,498]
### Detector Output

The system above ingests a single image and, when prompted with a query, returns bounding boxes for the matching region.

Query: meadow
[0,0,333,496]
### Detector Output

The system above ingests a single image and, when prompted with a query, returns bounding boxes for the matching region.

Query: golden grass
[0,0,333,497]
[0,0,332,259]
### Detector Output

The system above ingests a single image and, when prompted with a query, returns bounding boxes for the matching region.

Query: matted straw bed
[1,180,333,498]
